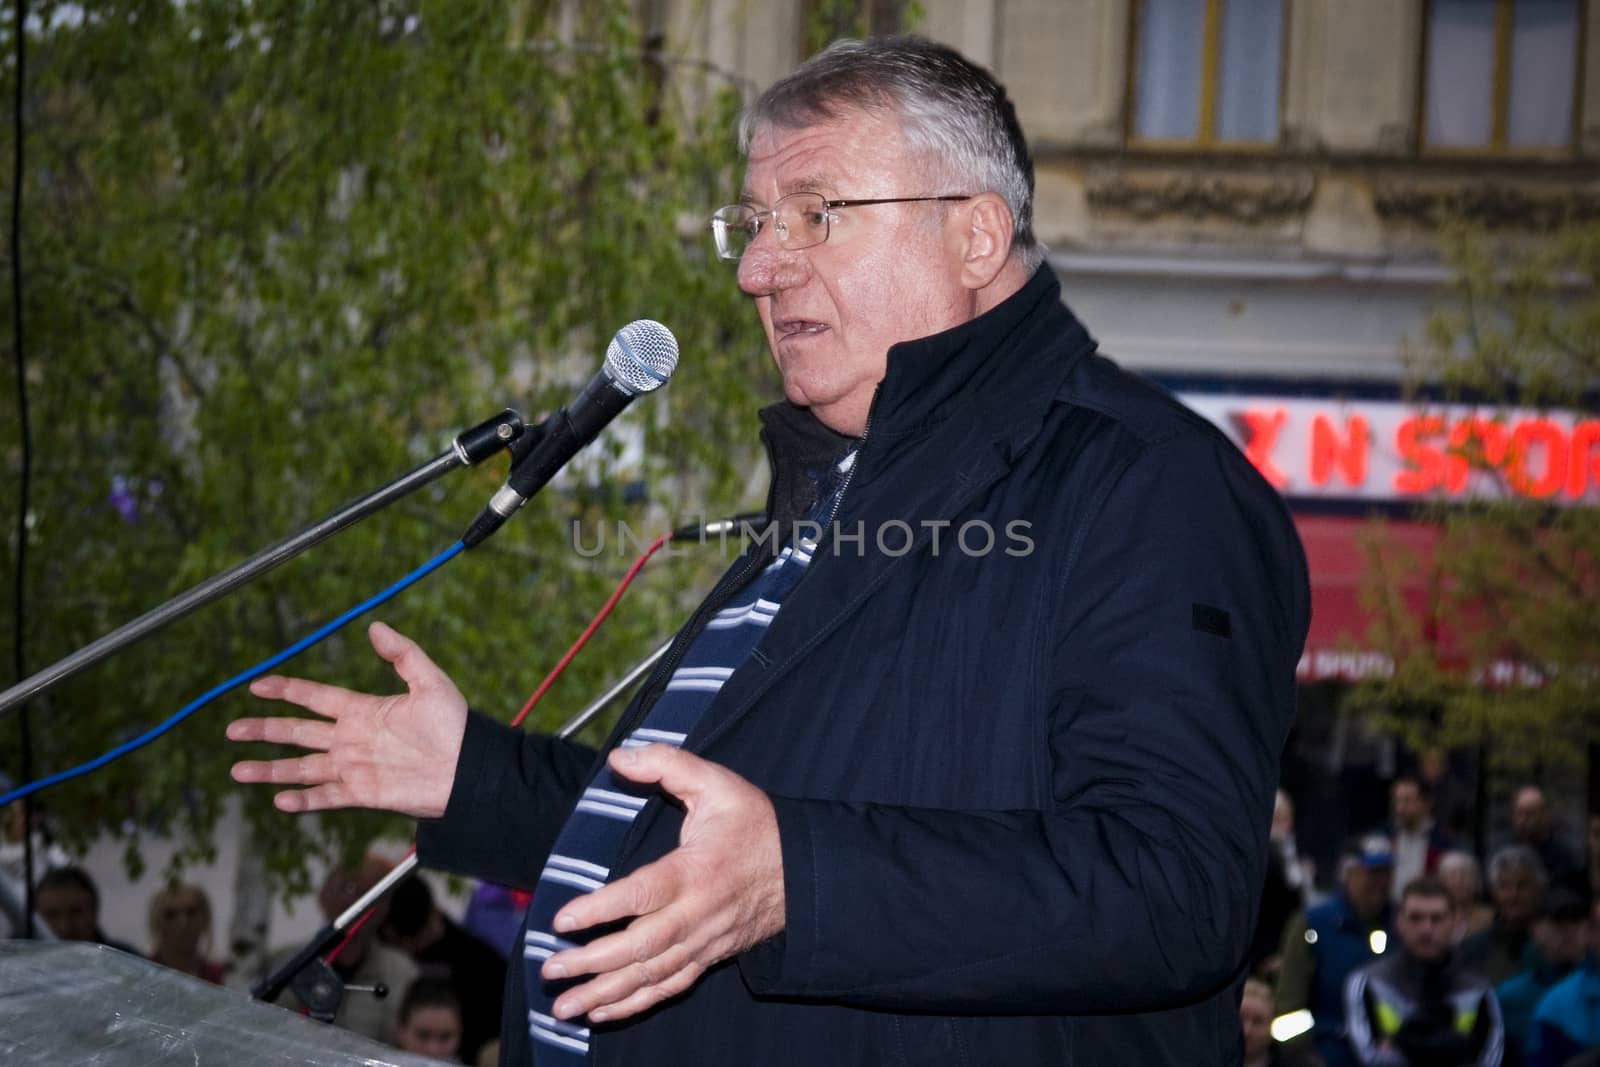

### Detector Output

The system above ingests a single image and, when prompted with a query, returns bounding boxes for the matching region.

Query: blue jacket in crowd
[1303,893,1395,1067]
[1529,956,1600,1067]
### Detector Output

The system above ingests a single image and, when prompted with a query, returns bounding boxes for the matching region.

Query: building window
[1131,0,1285,146]
[1423,0,1581,151]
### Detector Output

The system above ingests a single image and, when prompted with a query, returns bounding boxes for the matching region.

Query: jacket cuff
[415,710,516,875]
[739,794,819,995]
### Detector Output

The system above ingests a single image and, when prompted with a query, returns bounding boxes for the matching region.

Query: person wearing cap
[1276,834,1397,1067]
[1344,875,1504,1066]
[1496,887,1591,1064]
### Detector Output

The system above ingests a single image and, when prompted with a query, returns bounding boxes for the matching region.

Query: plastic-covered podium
[0,940,441,1065]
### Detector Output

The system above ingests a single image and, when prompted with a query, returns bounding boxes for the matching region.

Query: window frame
[1125,0,1292,151]
[1417,0,1588,157]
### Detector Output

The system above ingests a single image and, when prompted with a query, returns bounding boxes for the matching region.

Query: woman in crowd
[147,881,225,984]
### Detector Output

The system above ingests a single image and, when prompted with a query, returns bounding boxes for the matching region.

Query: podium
[0,941,441,1065]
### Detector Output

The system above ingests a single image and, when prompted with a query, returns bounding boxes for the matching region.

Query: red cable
[510,532,672,728]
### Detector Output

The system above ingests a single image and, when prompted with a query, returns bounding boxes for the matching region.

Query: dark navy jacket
[418,266,1310,1065]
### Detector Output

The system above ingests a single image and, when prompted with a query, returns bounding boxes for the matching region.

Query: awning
[1294,514,1446,682]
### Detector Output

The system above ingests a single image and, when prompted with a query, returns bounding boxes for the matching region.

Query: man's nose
[737,235,808,297]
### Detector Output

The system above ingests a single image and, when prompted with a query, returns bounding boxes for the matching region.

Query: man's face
[1346,863,1393,917]
[1492,867,1541,928]
[1513,788,1550,840]
[1397,893,1455,962]
[1239,992,1272,1060]
[395,1005,462,1060]
[1392,781,1426,831]
[1534,916,1588,967]
[736,111,976,437]
[157,889,208,952]
[37,885,97,941]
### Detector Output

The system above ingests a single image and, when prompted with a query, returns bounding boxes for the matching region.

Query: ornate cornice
[1372,178,1600,229]
[1084,167,1317,223]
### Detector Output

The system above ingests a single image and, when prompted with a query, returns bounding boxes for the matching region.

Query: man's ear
[951,192,1015,290]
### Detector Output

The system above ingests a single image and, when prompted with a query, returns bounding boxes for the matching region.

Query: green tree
[1352,221,1600,766]
[0,0,775,896]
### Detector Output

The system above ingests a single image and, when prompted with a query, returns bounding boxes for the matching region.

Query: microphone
[461,320,679,548]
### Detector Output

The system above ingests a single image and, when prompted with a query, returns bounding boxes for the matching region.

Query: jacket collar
[685,267,1086,760]
[756,265,1093,482]
[870,264,1088,452]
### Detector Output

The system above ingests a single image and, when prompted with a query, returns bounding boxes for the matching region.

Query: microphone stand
[0,409,529,719]
[250,635,674,1006]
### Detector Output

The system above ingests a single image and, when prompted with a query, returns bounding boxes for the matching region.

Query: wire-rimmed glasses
[709,192,973,262]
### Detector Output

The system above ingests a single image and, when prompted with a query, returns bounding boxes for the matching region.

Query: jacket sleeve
[1344,967,1408,1066]
[741,432,1310,1012]
[414,710,599,889]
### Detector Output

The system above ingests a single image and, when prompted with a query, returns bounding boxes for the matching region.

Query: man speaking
[229,35,1309,1065]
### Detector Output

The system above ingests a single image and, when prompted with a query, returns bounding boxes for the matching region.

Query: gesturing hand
[540,744,786,1024]
[226,621,467,819]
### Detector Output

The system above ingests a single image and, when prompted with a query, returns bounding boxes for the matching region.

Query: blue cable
[0,541,466,808]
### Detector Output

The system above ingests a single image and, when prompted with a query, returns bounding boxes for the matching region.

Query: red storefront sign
[1178,394,1600,504]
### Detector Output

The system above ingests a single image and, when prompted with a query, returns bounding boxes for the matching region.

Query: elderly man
[228,35,1308,1065]
[1461,847,1549,986]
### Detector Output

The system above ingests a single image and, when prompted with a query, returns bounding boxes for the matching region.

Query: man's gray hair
[739,35,1043,273]
[1488,844,1548,889]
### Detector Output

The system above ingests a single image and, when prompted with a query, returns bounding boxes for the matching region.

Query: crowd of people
[4,820,512,1065]
[1251,775,1600,1067]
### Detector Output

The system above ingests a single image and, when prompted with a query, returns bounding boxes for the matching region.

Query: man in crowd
[1461,847,1548,986]
[33,866,140,955]
[1527,897,1600,1066]
[1496,888,1590,1064]
[1345,876,1503,1066]
[1277,835,1397,1067]
[228,35,1309,1064]
[394,977,467,1064]
[382,875,506,1064]
[1389,776,1454,900]
[1417,750,1473,849]
[1512,787,1582,895]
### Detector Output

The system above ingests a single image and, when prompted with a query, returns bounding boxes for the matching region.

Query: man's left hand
[541,744,786,1024]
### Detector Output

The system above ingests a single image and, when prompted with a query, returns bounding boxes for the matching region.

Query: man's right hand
[226,621,466,819]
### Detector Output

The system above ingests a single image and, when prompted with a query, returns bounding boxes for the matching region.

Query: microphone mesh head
[605,319,679,395]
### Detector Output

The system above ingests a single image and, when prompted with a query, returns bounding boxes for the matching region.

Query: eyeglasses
[708,191,973,262]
